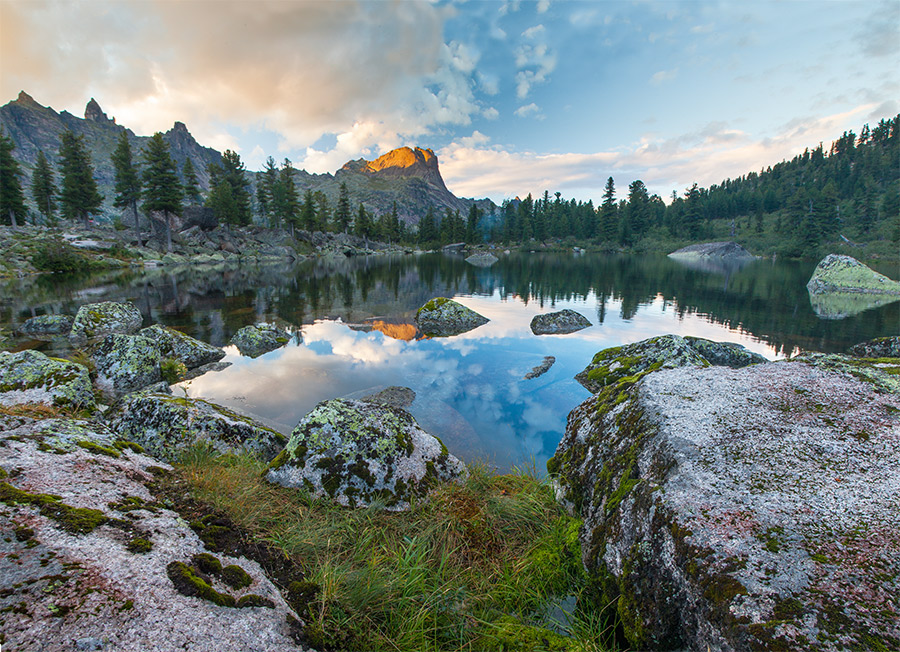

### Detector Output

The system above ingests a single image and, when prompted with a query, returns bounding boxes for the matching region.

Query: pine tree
[258,156,278,225]
[276,159,299,235]
[31,150,57,224]
[301,189,317,231]
[182,157,201,206]
[598,177,617,242]
[0,130,27,228]
[355,203,372,249]
[58,130,103,224]
[142,132,183,253]
[111,131,142,245]
[465,203,481,244]
[418,207,437,246]
[219,150,251,226]
[336,182,351,233]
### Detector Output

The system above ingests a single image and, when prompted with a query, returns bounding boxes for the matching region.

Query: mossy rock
[848,336,900,359]
[0,349,95,411]
[139,324,225,370]
[266,398,466,510]
[91,333,162,400]
[415,297,489,337]
[530,308,591,335]
[806,254,900,296]
[68,301,143,345]
[18,314,74,337]
[102,392,286,463]
[230,322,291,358]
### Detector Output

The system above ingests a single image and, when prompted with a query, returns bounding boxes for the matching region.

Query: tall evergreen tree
[336,182,351,233]
[355,203,372,249]
[30,150,57,224]
[142,132,183,253]
[465,203,482,244]
[111,131,143,245]
[418,207,437,245]
[212,150,251,226]
[58,130,103,224]
[257,156,278,225]
[598,177,618,242]
[301,189,317,231]
[181,157,201,206]
[0,130,27,228]
[276,159,299,235]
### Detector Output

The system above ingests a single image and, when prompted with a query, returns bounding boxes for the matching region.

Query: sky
[1,0,898,204]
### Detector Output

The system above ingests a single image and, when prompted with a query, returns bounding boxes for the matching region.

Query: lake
[2,252,897,473]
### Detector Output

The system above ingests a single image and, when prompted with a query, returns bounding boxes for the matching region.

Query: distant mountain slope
[0,91,221,210]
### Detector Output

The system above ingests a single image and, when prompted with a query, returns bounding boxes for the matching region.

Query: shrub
[31,238,90,273]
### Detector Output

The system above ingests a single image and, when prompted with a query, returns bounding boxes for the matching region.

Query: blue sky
[1,0,897,203]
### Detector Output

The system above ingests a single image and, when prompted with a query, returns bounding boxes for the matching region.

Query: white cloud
[650,68,679,85]
[537,0,551,13]
[483,107,500,120]
[514,103,543,119]
[522,24,545,39]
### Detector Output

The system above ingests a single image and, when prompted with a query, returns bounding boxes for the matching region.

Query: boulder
[140,324,226,370]
[415,297,489,337]
[806,254,900,296]
[465,252,499,267]
[181,205,218,231]
[91,334,162,400]
[848,336,900,359]
[530,309,591,335]
[230,323,291,358]
[103,393,286,463]
[18,313,74,337]
[0,418,303,652]
[524,356,556,380]
[266,398,466,510]
[361,386,416,410]
[550,355,900,651]
[69,301,143,345]
[575,334,767,394]
[668,241,756,259]
[0,350,94,411]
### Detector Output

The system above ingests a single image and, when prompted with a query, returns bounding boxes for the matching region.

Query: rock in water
[415,297,489,337]
[550,350,900,651]
[230,322,291,358]
[806,254,900,295]
[103,393,286,463]
[0,350,95,411]
[683,336,769,368]
[848,336,900,359]
[668,241,756,259]
[465,252,499,267]
[361,386,416,409]
[69,301,143,345]
[266,398,466,510]
[140,324,226,370]
[92,334,162,400]
[530,309,591,335]
[18,313,74,337]
[524,356,556,380]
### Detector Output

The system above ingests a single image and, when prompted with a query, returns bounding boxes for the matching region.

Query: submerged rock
[361,385,416,410]
[92,333,162,400]
[530,309,591,335]
[230,322,291,358]
[848,335,900,359]
[140,324,226,369]
[550,354,900,651]
[806,254,900,296]
[0,418,304,652]
[524,356,556,380]
[576,334,767,394]
[103,393,286,463]
[415,297,489,337]
[18,313,74,337]
[266,398,466,510]
[465,252,499,267]
[0,349,94,411]
[668,241,756,259]
[68,300,143,345]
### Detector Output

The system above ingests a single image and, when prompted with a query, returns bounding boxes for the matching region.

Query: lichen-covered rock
[18,313,74,337]
[266,398,466,510]
[465,252,499,267]
[415,297,489,337]
[68,301,144,345]
[361,386,416,410]
[0,418,305,652]
[0,350,95,411]
[530,309,591,335]
[848,336,900,359]
[668,241,756,259]
[140,324,226,369]
[91,334,162,400]
[103,393,286,463]
[230,322,291,358]
[525,356,556,380]
[806,254,900,296]
[576,334,767,394]
[550,357,900,651]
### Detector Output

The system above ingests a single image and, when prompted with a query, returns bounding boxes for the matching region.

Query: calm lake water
[2,252,897,473]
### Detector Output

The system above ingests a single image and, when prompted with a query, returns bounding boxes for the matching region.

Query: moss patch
[0,481,107,534]
[166,560,236,607]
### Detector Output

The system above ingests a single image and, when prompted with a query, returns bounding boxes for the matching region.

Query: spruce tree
[0,130,27,228]
[58,130,103,224]
[220,150,251,225]
[418,207,437,246]
[336,182,351,233]
[142,132,183,253]
[301,189,317,231]
[258,156,278,225]
[598,177,618,242]
[465,203,481,244]
[31,150,57,225]
[182,157,201,206]
[111,131,142,245]
[276,159,299,235]
[354,202,371,249]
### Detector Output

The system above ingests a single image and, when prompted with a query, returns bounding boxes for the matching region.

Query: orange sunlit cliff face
[357,146,449,192]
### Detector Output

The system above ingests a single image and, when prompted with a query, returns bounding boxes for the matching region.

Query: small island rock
[266,398,466,510]
[415,297,489,337]
[18,313,74,337]
[0,349,95,411]
[806,254,900,295]
[530,309,591,335]
[140,324,226,369]
[230,322,291,358]
[68,301,143,345]
[465,252,499,267]
[668,241,755,259]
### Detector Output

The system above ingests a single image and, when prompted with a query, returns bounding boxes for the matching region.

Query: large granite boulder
[0,350,94,411]
[550,352,900,651]
[848,335,900,359]
[69,301,144,345]
[668,241,755,259]
[0,417,304,652]
[415,297,489,337]
[230,322,291,358]
[465,252,499,267]
[576,334,767,395]
[530,309,591,335]
[91,334,162,400]
[103,392,286,463]
[266,398,466,510]
[806,254,900,296]
[140,324,226,370]
[18,313,74,337]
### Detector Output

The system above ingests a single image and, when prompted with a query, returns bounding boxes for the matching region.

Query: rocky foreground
[551,334,900,651]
